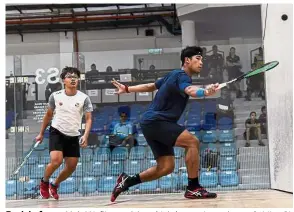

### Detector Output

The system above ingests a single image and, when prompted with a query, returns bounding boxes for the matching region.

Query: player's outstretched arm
[112,78,157,94]
[184,84,219,98]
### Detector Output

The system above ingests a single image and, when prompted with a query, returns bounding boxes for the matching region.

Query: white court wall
[261,4,293,192]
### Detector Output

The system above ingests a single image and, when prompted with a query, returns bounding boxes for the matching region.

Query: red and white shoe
[184,187,217,199]
[110,172,129,202]
[39,179,50,199]
[49,183,59,200]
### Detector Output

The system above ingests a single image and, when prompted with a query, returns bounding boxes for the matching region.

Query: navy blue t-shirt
[141,69,192,124]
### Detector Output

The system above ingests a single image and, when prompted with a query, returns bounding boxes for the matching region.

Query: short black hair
[180,46,203,66]
[60,66,81,79]
[250,111,256,116]
[261,106,266,111]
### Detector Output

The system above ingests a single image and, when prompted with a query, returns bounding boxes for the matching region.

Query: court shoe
[111,172,129,202]
[49,183,59,200]
[184,187,217,199]
[39,179,50,199]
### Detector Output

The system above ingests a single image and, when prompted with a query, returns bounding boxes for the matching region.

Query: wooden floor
[6,190,292,208]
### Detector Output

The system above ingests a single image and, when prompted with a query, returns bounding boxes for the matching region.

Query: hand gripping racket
[10,140,40,178]
[218,61,279,90]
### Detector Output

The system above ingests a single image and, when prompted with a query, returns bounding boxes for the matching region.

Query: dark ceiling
[6,4,181,35]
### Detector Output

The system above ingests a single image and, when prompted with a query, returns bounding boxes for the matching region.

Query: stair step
[241,175,270,184]
[238,145,269,154]
[238,168,270,176]
[238,183,270,190]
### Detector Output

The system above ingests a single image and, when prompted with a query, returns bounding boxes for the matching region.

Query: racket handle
[217,82,227,90]
[34,141,40,148]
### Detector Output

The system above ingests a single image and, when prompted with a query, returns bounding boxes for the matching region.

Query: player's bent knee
[50,159,62,168]
[160,166,174,176]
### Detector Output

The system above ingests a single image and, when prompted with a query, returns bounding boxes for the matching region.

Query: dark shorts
[140,121,185,160]
[49,126,80,158]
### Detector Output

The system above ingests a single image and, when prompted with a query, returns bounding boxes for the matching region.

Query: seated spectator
[243,111,265,147]
[216,88,234,121]
[259,106,267,134]
[45,77,62,102]
[109,112,134,151]
[85,63,101,83]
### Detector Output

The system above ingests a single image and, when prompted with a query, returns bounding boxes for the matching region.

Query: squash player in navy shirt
[110,46,219,201]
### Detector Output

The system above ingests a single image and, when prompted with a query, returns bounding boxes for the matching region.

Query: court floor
[6,190,292,208]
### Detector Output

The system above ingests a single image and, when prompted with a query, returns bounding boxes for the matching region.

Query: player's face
[63,73,79,89]
[188,55,203,73]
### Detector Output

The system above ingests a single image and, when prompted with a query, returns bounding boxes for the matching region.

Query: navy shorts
[140,121,185,159]
[49,126,80,158]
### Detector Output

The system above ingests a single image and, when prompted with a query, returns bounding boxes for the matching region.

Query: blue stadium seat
[79,177,97,194]
[137,133,147,146]
[107,160,124,176]
[186,118,202,131]
[94,147,111,161]
[159,174,178,190]
[189,101,202,112]
[91,122,105,135]
[6,180,16,196]
[200,143,217,154]
[72,162,91,177]
[200,171,218,187]
[59,177,75,194]
[219,171,239,186]
[190,131,202,141]
[98,176,116,192]
[80,148,94,162]
[146,147,154,160]
[30,164,46,179]
[200,143,218,171]
[17,179,38,196]
[202,130,217,143]
[174,147,185,159]
[24,150,39,165]
[52,164,64,177]
[174,158,184,173]
[19,164,31,176]
[143,159,157,170]
[99,135,110,147]
[111,147,128,160]
[220,143,236,156]
[220,156,237,171]
[203,100,217,113]
[139,180,158,191]
[218,117,233,130]
[129,146,146,160]
[88,161,108,176]
[202,113,217,130]
[178,172,188,188]
[39,150,50,164]
[218,130,234,143]
[125,160,142,175]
